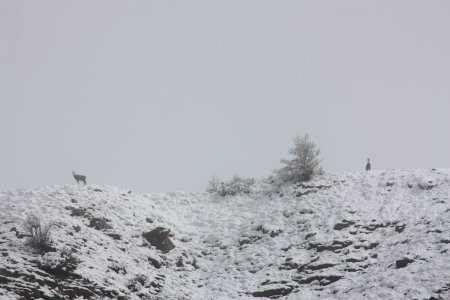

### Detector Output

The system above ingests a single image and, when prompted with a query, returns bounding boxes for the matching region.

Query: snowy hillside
[1,169,450,299]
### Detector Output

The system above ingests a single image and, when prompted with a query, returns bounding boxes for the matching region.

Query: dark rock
[106,233,122,240]
[89,218,112,230]
[146,218,154,223]
[354,242,379,250]
[395,224,406,233]
[71,208,89,218]
[305,263,335,271]
[176,257,184,267]
[73,226,81,232]
[434,283,450,296]
[270,230,283,238]
[142,227,175,253]
[260,280,289,286]
[255,225,270,234]
[71,198,78,203]
[252,287,293,298]
[299,183,332,190]
[148,257,162,269]
[334,220,355,231]
[346,257,366,263]
[310,256,320,263]
[333,240,353,247]
[239,236,262,246]
[418,182,438,190]
[281,245,292,252]
[367,242,379,249]
[308,242,337,252]
[281,258,300,270]
[344,267,362,272]
[305,232,316,239]
[296,275,343,286]
[396,258,414,269]
[309,240,352,252]
[362,223,385,231]
[296,190,317,197]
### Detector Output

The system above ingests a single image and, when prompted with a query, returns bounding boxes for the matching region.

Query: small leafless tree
[206,175,220,193]
[275,133,323,183]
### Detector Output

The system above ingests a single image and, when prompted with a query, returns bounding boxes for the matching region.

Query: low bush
[38,247,80,279]
[207,175,256,196]
[127,274,150,292]
[26,214,53,253]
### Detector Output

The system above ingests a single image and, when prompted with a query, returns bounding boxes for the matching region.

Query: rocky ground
[1,169,449,299]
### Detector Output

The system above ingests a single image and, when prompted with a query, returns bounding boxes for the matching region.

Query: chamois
[72,171,87,185]
[365,158,371,171]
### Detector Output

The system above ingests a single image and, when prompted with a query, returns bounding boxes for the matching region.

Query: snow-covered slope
[1,169,450,299]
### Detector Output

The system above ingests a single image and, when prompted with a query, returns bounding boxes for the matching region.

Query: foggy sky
[1,0,449,192]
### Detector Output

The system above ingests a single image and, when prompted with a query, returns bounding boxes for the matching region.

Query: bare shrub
[26,214,53,252]
[207,175,255,196]
[206,175,220,193]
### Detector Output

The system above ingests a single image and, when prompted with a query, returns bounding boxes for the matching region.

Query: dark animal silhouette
[72,171,87,185]
[365,159,371,171]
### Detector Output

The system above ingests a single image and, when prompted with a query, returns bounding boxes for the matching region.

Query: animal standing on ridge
[366,159,371,171]
[72,171,87,185]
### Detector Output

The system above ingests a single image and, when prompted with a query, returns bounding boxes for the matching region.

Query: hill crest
[1,169,450,299]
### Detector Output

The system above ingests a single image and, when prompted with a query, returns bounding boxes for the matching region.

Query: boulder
[395,258,414,269]
[252,287,293,298]
[143,227,175,253]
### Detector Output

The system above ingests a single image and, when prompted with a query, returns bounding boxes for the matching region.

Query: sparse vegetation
[207,175,255,196]
[25,213,53,252]
[38,247,79,278]
[127,274,150,292]
[109,262,127,275]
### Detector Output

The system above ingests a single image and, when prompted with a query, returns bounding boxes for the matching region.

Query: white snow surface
[1,169,450,299]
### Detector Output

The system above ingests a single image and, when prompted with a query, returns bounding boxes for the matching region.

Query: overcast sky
[1,1,449,192]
